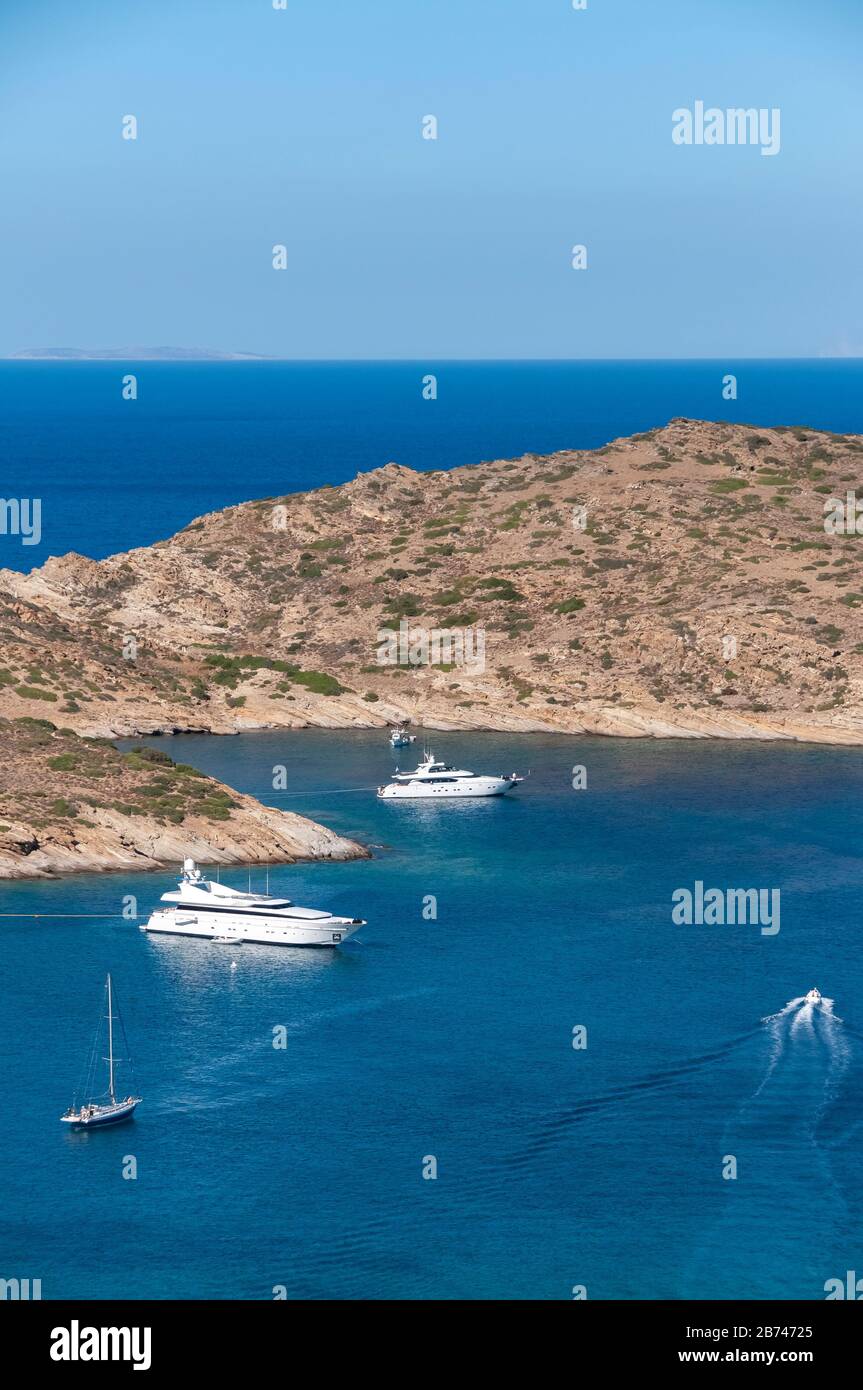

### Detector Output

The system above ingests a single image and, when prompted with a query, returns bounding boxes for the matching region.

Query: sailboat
[60,974,142,1129]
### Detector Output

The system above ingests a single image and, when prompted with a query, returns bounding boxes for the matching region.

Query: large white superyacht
[377,751,523,800]
[142,860,365,947]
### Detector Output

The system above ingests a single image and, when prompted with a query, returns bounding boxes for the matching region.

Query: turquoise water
[2,358,863,571]
[2,730,862,1300]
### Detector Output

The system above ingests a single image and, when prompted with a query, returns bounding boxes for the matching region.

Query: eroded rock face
[0,720,367,879]
[2,419,862,744]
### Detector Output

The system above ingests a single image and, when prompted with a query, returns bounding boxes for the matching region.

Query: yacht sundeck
[377,752,523,800]
[142,860,365,947]
[804,988,822,1005]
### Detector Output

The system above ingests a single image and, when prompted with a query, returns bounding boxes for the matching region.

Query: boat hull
[378,776,517,799]
[142,909,364,947]
[61,1099,140,1128]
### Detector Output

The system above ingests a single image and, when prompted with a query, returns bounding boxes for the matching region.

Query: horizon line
[3,354,863,365]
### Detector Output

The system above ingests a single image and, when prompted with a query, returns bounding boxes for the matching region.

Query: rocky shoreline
[52,698,862,745]
[0,720,368,880]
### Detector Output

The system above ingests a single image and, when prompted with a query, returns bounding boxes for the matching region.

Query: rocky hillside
[2,418,863,743]
[0,717,367,879]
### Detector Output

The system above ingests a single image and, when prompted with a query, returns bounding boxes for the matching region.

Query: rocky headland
[2,418,861,745]
[2,417,863,874]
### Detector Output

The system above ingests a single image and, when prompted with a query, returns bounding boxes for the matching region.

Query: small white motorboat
[804,988,822,1005]
[389,724,416,748]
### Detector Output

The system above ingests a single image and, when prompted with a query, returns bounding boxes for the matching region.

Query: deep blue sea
[1,358,863,571]
[2,362,863,1299]
[2,730,863,1301]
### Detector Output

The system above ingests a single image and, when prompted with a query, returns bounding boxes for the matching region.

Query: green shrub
[711,478,749,494]
[291,670,345,696]
[130,746,172,765]
[48,753,78,771]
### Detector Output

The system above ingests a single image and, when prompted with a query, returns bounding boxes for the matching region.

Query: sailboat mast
[107,974,115,1102]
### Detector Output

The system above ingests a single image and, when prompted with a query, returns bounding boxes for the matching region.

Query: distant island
[6,347,269,361]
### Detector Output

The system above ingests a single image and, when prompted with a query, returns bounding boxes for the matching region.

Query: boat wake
[508,990,857,1183]
[442,990,861,1295]
[684,991,859,1297]
[755,992,850,1115]
[507,1027,763,1169]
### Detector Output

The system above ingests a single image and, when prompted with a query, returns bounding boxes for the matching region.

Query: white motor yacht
[377,752,523,800]
[804,988,822,1005]
[142,860,365,947]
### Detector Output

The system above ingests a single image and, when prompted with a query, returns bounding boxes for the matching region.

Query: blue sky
[0,0,860,358]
